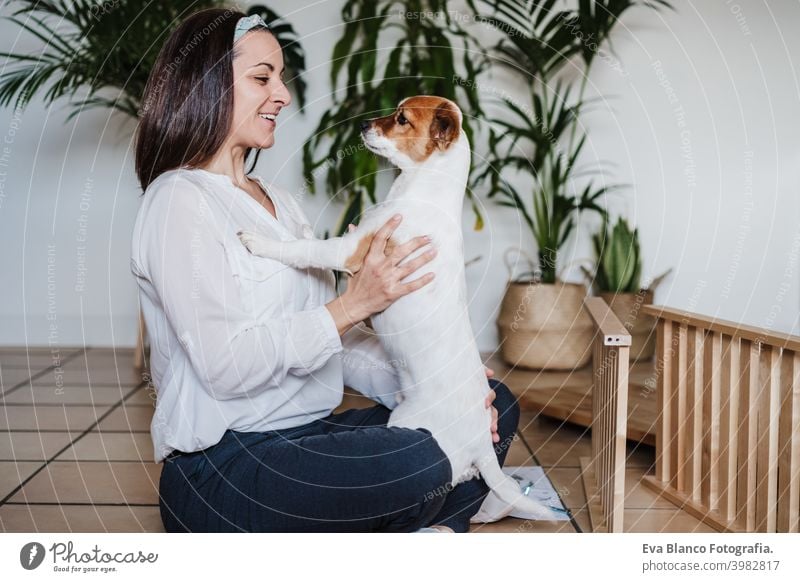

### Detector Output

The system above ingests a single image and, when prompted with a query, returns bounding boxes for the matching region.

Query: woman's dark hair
[134,7,270,191]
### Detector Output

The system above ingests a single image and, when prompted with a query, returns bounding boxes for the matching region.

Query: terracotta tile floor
[0,347,715,533]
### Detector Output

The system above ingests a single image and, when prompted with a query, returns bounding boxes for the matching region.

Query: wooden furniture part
[580,297,631,533]
[640,305,800,533]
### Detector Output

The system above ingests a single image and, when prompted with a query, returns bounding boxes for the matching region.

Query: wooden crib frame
[580,297,631,533]
[640,305,800,532]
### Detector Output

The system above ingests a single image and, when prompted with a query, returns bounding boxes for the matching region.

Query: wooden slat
[687,326,704,503]
[702,331,722,512]
[641,305,800,352]
[607,347,616,524]
[735,339,759,530]
[718,334,738,522]
[755,345,780,531]
[599,342,607,521]
[603,344,611,522]
[675,324,689,494]
[668,323,684,490]
[611,345,630,533]
[777,350,800,532]
[591,335,601,468]
[656,319,672,482]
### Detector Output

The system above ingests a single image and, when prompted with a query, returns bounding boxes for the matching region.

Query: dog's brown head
[360,96,462,166]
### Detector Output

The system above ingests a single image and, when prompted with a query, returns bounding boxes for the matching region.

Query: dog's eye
[397,113,408,125]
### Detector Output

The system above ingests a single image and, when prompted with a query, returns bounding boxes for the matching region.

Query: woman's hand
[484,366,499,443]
[339,214,437,323]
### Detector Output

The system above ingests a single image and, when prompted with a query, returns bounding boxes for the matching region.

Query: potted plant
[468,0,671,370]
[582,216,672,362]
[486,90,611,369]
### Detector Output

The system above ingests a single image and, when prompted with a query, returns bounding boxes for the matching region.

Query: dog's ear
[430,102,460,151]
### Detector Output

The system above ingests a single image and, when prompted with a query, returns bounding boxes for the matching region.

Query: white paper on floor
[470,466,570,523]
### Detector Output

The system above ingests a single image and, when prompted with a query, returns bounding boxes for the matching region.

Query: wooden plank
[777,350,800,532]
[584,297,632,346]
[675,324,689,494]
[641,475,745,533]
[668,323,684,490]
[598,342,607,518]
[591,336,600,466]
[657,319,672,482]
[612,345,630,533]
[755,345,780,531]
[642,305,800,353]
[687,326,704,503]
[604,347,616,522]
[735,340,759,530]
[607,353,612,512]
[703,331,722,513]
[697,325,715,509]
[718,334,738,522]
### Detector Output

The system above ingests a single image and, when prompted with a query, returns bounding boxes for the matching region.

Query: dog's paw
[236,230,270,257]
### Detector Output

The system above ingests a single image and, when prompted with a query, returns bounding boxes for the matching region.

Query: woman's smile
[258,111,277,128]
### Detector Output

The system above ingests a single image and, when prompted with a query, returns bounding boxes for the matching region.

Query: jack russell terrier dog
[238,95,556,520]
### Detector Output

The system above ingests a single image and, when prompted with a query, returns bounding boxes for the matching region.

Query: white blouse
[130,167,401,463]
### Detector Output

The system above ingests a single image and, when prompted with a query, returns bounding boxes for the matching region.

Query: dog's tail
[475,447,558,521]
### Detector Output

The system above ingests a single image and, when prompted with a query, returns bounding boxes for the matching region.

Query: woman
[130,7,521,533]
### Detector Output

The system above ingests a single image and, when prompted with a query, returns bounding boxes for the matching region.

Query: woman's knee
[158,461,193,532]
[395,428,452,495]
[378,428,453,531]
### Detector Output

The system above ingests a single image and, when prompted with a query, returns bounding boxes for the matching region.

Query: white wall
[0,0,797,350]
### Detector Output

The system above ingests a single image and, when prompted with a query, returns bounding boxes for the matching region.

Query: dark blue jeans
[159,378,520,532]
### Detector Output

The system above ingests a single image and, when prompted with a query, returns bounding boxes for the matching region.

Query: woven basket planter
[598,290,656,362]
[496,248,594,370]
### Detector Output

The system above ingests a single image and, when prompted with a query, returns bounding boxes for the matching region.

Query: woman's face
[229,30,292,150]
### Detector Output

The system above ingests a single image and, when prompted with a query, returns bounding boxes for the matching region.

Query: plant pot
[598,290,656,362]
[496,280,593,370]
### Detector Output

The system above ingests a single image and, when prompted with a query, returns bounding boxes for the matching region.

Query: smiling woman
[130,6,513,534]
[133,8,287,190]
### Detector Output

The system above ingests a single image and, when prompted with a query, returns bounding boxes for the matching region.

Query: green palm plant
[0,1,307,120]
[303,0,489,237]
[473,82,613,283]
[468,0,671,284]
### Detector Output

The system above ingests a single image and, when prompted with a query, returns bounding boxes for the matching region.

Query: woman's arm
[134,176,343,400]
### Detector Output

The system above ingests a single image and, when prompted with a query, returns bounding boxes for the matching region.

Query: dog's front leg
[236,230,364,275]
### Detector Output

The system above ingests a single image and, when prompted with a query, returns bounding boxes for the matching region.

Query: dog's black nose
[360,120,370,132]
